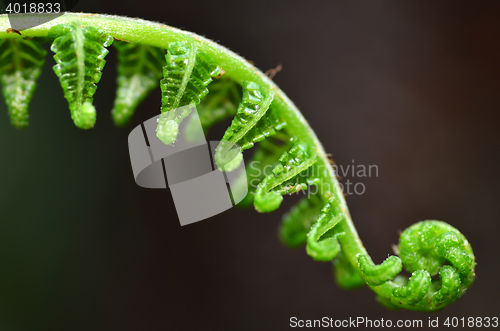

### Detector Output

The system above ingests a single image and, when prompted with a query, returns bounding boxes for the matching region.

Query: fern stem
[73,20,85,112]
[0,11,363,274]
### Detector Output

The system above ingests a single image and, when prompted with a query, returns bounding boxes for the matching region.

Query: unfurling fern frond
[156,41,222,145]
[253,140,318,212]
[356,220,475,311]
[214,81,286,170]
[49,21,113,129]
[399,221,475,288]
[0,38,46,128]
[112,41,166,126]
[0,13,476,312]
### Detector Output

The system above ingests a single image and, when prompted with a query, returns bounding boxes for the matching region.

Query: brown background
[0,1,499,330]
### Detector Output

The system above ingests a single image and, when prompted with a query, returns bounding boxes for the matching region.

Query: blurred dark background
[0,1,499,330]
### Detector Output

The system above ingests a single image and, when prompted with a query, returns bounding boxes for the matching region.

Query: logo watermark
[247,159,378,198]
[127,105,248,226]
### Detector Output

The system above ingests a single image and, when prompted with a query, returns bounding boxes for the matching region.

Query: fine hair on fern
[0,13,476,312]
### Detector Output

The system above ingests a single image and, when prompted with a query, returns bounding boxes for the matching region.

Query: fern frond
[218,81,274,147]
[279,194,322,248]
[0,38,46,128]
[364,220,475,311]
[112,41,166,126]
[399,221,475,287]
[306,196,344,261]
[358,255,403,286]
[392,270,431,305]
[157,41,222,144]
[0,13,476,312]
[214,81,286,169]
[253,140,318,212]
[231,135,292,207]
[156,105,193,145]
[49,21,113,129]
[431,265,461,305]
[239,109,286,150]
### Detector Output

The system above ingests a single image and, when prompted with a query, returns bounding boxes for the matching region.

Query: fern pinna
[0,38,46,128]
[0,13,475,312]
[50,21,114,129]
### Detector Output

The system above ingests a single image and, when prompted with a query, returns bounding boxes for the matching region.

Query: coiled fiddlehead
[0,13,475,312]
[360,220,475,311]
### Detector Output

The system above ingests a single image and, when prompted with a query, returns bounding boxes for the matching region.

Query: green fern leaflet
[112,41,166,126]
[49,21,113,129]
[0,38,46,128]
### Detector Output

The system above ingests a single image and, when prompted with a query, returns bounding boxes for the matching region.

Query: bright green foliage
[392,270,431,305]
[0,38,46,128]
[361,220,476,311]
[239,110,286,150]
[50,21,113,129]
[358,255,403,286]
[212,140,242,171]
[233,135,292,207]
[0,14,476,312]
[254,140,318,212]
[306,196,344,261]
[219,81,274,148]
[160,41,221,110]
[76,101,97,129]
[156,105,193,145]
[184,77,240,143]
[238,104,285,150]
[112,41,166,126]
[279,194,322,248]
[217,146,243,172]
[158,41,221,144]
[432,265,461,305]
[398,220,475,287]
[214,81,286,169]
